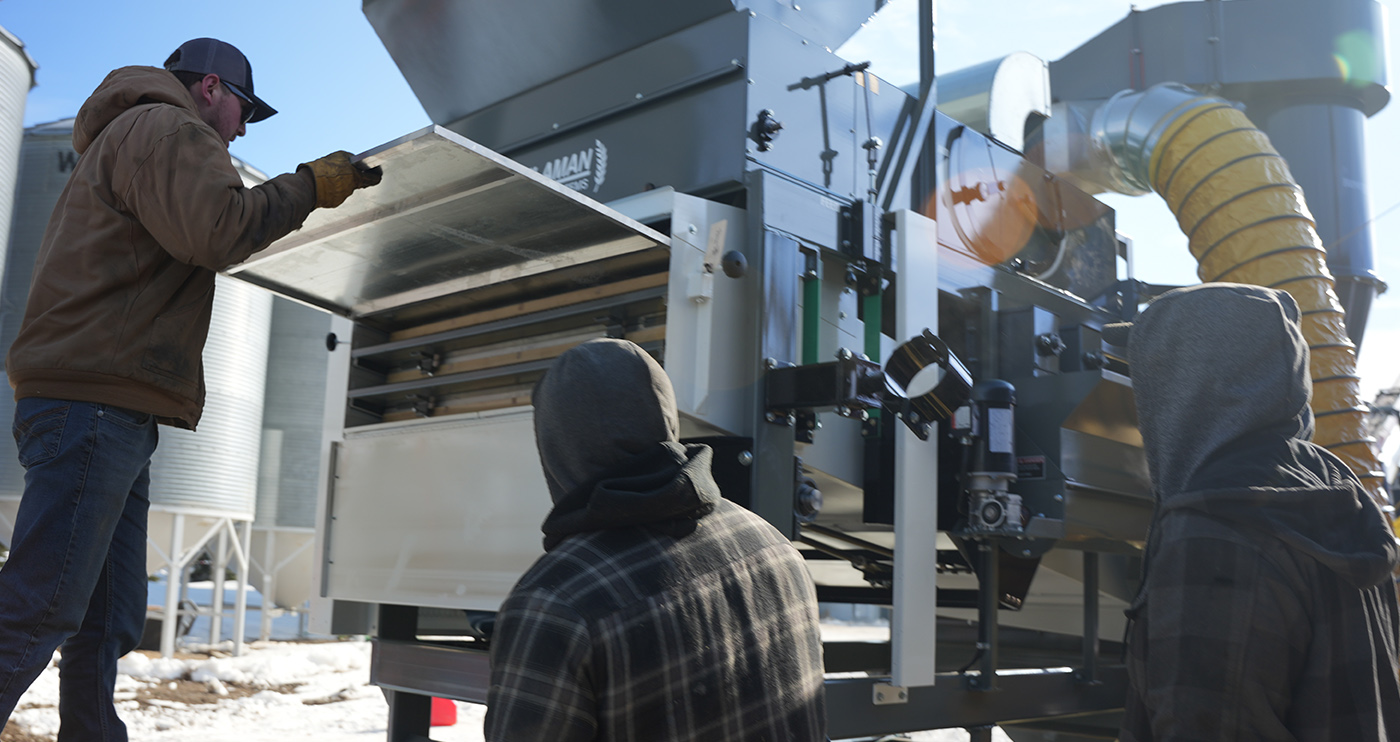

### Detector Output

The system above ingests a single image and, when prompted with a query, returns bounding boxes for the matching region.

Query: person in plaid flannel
[485,338,826,741]
[1105,283,1400,741]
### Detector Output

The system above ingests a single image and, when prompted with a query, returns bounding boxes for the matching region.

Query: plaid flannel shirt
[1121,511,1400,742]
[485,499,826,742]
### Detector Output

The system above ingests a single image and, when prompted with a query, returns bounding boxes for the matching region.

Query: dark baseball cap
[164,38,276,123]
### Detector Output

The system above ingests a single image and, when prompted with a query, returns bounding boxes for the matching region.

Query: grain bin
[0,26,37,290]
[250,296,332,618]
[0,119,72,543]
[143,155,273,656]
[0,29,39,541]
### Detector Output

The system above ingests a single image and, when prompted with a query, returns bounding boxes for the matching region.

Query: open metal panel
[225,126,669,319]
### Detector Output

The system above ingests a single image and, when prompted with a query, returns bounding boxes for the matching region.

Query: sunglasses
[223,82,256,125]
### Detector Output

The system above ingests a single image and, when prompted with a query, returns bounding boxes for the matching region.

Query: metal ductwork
[1064,83,1384,501]
[932,51,1050,154]
[1048,0,1390,349]
[363,0,887,128]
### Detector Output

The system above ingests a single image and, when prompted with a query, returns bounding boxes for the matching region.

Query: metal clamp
[883,329,975,439]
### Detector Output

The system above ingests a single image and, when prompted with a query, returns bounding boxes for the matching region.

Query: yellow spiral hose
[1145,99,1385,502]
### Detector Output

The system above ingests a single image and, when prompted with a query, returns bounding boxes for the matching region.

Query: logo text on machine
[532,140,608,193]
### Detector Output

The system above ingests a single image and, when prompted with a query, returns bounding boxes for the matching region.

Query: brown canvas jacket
[6,66,317,429]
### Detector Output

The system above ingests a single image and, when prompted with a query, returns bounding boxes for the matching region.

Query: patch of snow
[7,636,1011,742]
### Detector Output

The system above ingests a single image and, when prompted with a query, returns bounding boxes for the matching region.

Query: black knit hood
[1126,283,1398,588]
[532,339,719,550]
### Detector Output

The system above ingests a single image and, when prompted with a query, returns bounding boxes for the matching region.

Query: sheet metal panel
[323,410,549,611]
[364,0,736,126]
[893,209,939,688]
[226,126,668,319]
[363,1,882,127]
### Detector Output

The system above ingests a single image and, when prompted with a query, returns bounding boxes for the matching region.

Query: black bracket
[408,394,436,419]
[766,331,973,441]
[845,260,883,298]
[884,329,975,440]
[412,350,442,377]
[1091,278,1182,320]
[752,109,784,152]
[838,201,877,262]
[794,409,818,444]
[766,350,885,419]
[797,532,892,588]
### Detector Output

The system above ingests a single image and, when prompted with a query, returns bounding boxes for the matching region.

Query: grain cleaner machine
[223,0,1390,739]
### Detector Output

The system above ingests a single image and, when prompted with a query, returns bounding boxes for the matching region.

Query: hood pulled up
[1127,283,1398,587]
[73,66,196,154]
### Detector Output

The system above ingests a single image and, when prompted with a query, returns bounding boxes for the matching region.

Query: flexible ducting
[1090,83,1385,503]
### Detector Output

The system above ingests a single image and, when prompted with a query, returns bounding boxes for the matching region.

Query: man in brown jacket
[0,38,380,741]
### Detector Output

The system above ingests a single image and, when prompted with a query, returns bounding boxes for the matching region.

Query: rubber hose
[1141,95,1386,501]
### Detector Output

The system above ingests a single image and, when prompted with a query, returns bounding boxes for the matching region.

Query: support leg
[386,690,433,742]
[260,530,276,641]
[233,520,251,657]
[1080,551,1100,685]
[160,515,185,658]
[379,604,430,742]
[210,527,228,645]
[972,541,999,690]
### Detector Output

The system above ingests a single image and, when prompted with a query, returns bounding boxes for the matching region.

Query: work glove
[301,151,383,209]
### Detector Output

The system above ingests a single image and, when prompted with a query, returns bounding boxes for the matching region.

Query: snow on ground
[3,639,486,742]
[3,624,1010,742]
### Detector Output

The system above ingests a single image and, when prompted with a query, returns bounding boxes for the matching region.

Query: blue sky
[2,0,1397,401]
[1,1,430,176]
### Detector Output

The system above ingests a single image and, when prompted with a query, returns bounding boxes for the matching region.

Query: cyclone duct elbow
[1079,83,1384,500]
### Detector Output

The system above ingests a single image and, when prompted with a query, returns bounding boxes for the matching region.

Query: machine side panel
[745,16,911,204]
[451,12,749,156]
[363,0,736,125]
[665,194,758,437]
[505,80,751,204]
[323,411,549,611]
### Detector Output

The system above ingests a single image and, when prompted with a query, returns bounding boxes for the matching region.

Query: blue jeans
[0,398,157,742]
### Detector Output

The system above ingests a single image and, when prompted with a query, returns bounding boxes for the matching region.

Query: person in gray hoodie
[485,338,826,741]
[1106,283,1400,741]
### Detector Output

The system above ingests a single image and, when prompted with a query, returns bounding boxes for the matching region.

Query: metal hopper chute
[226,125,669,320]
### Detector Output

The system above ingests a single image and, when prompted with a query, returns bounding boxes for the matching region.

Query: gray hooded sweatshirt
[485,339,826,742]
[1117,283,1400,742]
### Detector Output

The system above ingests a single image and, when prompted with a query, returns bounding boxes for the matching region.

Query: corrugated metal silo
[257,297,331,529]
[0,27,37,287]
[0,27,39,539]
[147,274,272,519]
[0,119,72,544]
[144,157,274,576]
[250,296,331,614]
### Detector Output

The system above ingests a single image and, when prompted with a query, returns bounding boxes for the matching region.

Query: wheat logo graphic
[593,140,608,193]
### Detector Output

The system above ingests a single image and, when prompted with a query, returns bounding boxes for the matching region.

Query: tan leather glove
[301,151,383,209]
